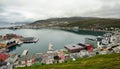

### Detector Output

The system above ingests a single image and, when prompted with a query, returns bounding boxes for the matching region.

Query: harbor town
[1,29,120,69]
[1,0,120,68]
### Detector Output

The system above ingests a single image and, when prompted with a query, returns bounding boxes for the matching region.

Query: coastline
[0,26,112,33]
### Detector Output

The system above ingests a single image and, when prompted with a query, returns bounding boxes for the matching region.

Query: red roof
[0,53,9,61]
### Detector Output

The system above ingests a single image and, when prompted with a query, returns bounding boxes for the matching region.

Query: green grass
[16,53,120,69]
[62,19,120,29]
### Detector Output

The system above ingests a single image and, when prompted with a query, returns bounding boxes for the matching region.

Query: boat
[0,40,18,48]
[21,50,28,56]
[33,38,39,43]
[10,38,23,45]
[17,41,23,45]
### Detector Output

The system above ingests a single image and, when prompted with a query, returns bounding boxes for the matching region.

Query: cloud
[85,0,120,18]
[0,0,120,23]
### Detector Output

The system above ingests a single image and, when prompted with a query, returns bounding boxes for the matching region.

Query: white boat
[33,38,39,43]
[17,41,23,45]
[21,50,28,56]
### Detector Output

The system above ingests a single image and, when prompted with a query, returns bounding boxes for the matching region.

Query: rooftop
[65,44,84,50]
[19,54,42,61]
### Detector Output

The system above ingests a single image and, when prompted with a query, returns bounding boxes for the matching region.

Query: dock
[20,37,39,43]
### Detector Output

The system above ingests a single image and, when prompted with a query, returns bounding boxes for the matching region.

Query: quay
[20,37,39,43]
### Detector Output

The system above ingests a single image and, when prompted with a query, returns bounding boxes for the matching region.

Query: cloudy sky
[0,0,120,23]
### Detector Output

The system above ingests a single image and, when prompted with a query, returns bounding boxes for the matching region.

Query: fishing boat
[0,40,18,48]
[21,49,28,56]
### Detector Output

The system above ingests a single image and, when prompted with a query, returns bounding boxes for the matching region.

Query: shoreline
[0,26,112,33]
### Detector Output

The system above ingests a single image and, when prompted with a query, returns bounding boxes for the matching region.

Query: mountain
[29,17,95,25]
[27,17,120,31]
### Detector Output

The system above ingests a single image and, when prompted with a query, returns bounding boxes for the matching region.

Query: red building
[85,44,93,52]
[78,43,93,52]
[0,53,9,62]
[65,43,93,53]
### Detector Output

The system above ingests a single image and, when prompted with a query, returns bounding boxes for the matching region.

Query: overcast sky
[0,0,120,23]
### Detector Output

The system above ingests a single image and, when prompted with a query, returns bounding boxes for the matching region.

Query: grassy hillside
[16,53,120,69]
[60,18,120,29]
[28,17,120,30]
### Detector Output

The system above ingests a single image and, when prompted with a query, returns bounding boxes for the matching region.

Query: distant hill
[61,18,120,29]
[16,53,120,69]
[28,17,120,30]
[31,17,95,24]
